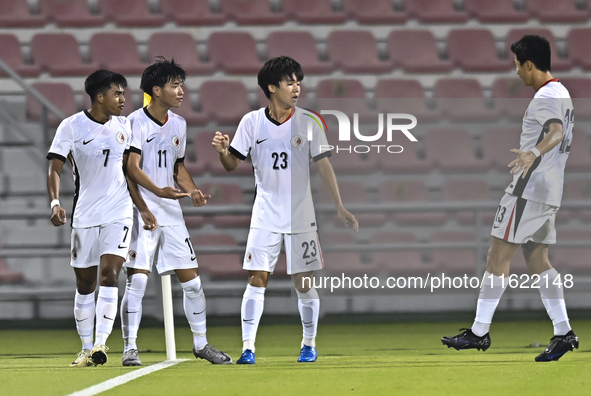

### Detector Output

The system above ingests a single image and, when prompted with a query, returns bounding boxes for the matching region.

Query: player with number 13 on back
[212,56,359,364]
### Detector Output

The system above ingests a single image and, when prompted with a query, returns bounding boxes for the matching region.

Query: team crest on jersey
[128,250,137,261]
[116,132,125,144]
[291,135,303,148]
[246,252,252,263]
[171,136,180,148]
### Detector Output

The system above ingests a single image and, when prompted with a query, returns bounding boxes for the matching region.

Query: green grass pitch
[1,320,589,395]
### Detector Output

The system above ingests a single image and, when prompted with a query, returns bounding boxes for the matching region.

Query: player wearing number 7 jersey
[121,58,231,366]
[442,35,578,362]
[47,70,136,367]
[212,56,359,364]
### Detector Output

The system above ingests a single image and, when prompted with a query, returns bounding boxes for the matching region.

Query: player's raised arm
[316,157,359,232]
[126,150,189,200]
[173,160,211,207]
[212,131,241,172]
[47,158,67,226]
[123,153,157,230]
[508,122,564,178]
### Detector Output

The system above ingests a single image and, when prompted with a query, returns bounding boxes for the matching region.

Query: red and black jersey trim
[265,107,294,126]
[69,154,80,227]
[84,110,107,125]
[312,151,332,162]
[143,106,168,127]
[513,118,563,197]
[129,147,142,155]
[229,146,247,161]
[512,197,527,240]
[47,152,67,163]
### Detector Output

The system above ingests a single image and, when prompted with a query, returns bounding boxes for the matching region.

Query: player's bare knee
[293,272,314,293]
[248,271,269,287]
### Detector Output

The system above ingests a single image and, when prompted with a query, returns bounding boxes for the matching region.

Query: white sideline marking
[66,359,188,396]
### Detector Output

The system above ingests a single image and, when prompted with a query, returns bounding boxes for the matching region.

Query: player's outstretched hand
[337,205,359,232]
[191,189,211,207]
[140,209,157,231]
[508,149,536,179]
[50,205,67,226]
[212,131,230,154]
[158,186,190,200]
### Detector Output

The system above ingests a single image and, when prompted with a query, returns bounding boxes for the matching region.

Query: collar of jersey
[265,106,294,126]
[84,110,107,125]
[539,78,560,90]
[143,106,168,127]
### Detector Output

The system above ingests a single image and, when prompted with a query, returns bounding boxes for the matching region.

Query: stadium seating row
[26,77,591,127]
[4,27,591,78]
[0,0,588,28]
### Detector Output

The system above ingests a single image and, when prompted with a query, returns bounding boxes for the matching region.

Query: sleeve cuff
[47,152,66,163]
[175,156,185,164]
[229,146,247,161]
[544,118,563,127]
[129,146,142,155]
[312,150,332,162]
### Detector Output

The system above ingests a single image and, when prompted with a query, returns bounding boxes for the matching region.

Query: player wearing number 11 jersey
[442,35,578,362]
[213,56,359,364]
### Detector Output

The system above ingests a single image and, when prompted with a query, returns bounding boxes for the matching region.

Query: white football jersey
[47,111,133,228]
[128,107,187,226]
[505,80,574,207]
[230,107,331,233]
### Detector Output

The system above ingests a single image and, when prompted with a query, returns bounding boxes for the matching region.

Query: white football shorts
[491,193,558,245]
[124,214,198,275]
[70,219,133,268]
[243,228,324,275]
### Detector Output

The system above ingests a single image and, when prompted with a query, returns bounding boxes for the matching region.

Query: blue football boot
[297,345,317,362]
[236,349,255,364]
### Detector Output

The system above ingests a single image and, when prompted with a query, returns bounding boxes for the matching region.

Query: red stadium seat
[27,83,77,126]
[424,128,487,172]
[387,30,453,73]
[563,179,591,223]
[315,79,372,121]
[168,85,208,126]
[39,0,105,27]
[219,0,285,25]
[379,180,447,225]
[0,0,44,27]
[192,234,244,278]
[405,0,468,23]
[208,32,262,75]
[481,128,522,171]
[148,32,215,75]
[433,78,498,121]
[98,0,164,27]
[370,142,433,173]
[560,77,591,120]
[0,34,40,77]
[267,31,334,74]
[370,232,434,276]
[191,132,254,176]
[321,233,375,276]
[441,180,493,224]
[199,81,251,126]
[565,133,591,172]
[0,257,24,284]
[327,30,392,73]
[89,33,144,75]
[430,231,478,275]
[525,0,588,23]
[506,29,571,71]
[160,0,225,25]
[464,0,528,23]
[568,28,591,71]
[318,181,386,227]
[491,77,534,120]
[342,0,406,24]
[447,29,512,72]
[197,183,251,228]
[283,0,347,24]
[374,79,440,123]
[31,33,97,76]
[552,230,591,274]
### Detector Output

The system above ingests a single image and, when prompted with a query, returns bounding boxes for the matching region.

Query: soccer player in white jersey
[121,58,231,366]
[442,35,578,361]
[47,70,139,367]
[212,56,359,364]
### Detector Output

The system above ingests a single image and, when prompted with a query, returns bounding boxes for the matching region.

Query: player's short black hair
[140,57,186,97]
[84,69,127,104]
[510,35,551,72]
[258,56,304,99]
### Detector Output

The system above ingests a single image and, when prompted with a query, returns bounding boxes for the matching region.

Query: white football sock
[472,272,507,337]
[74,290,95,351]
[95,286,118,346]
[181,276,208,350]
[120,273,148,352]
[296,288,319,348]
[241,284,265,352]
[538,268,571,336]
